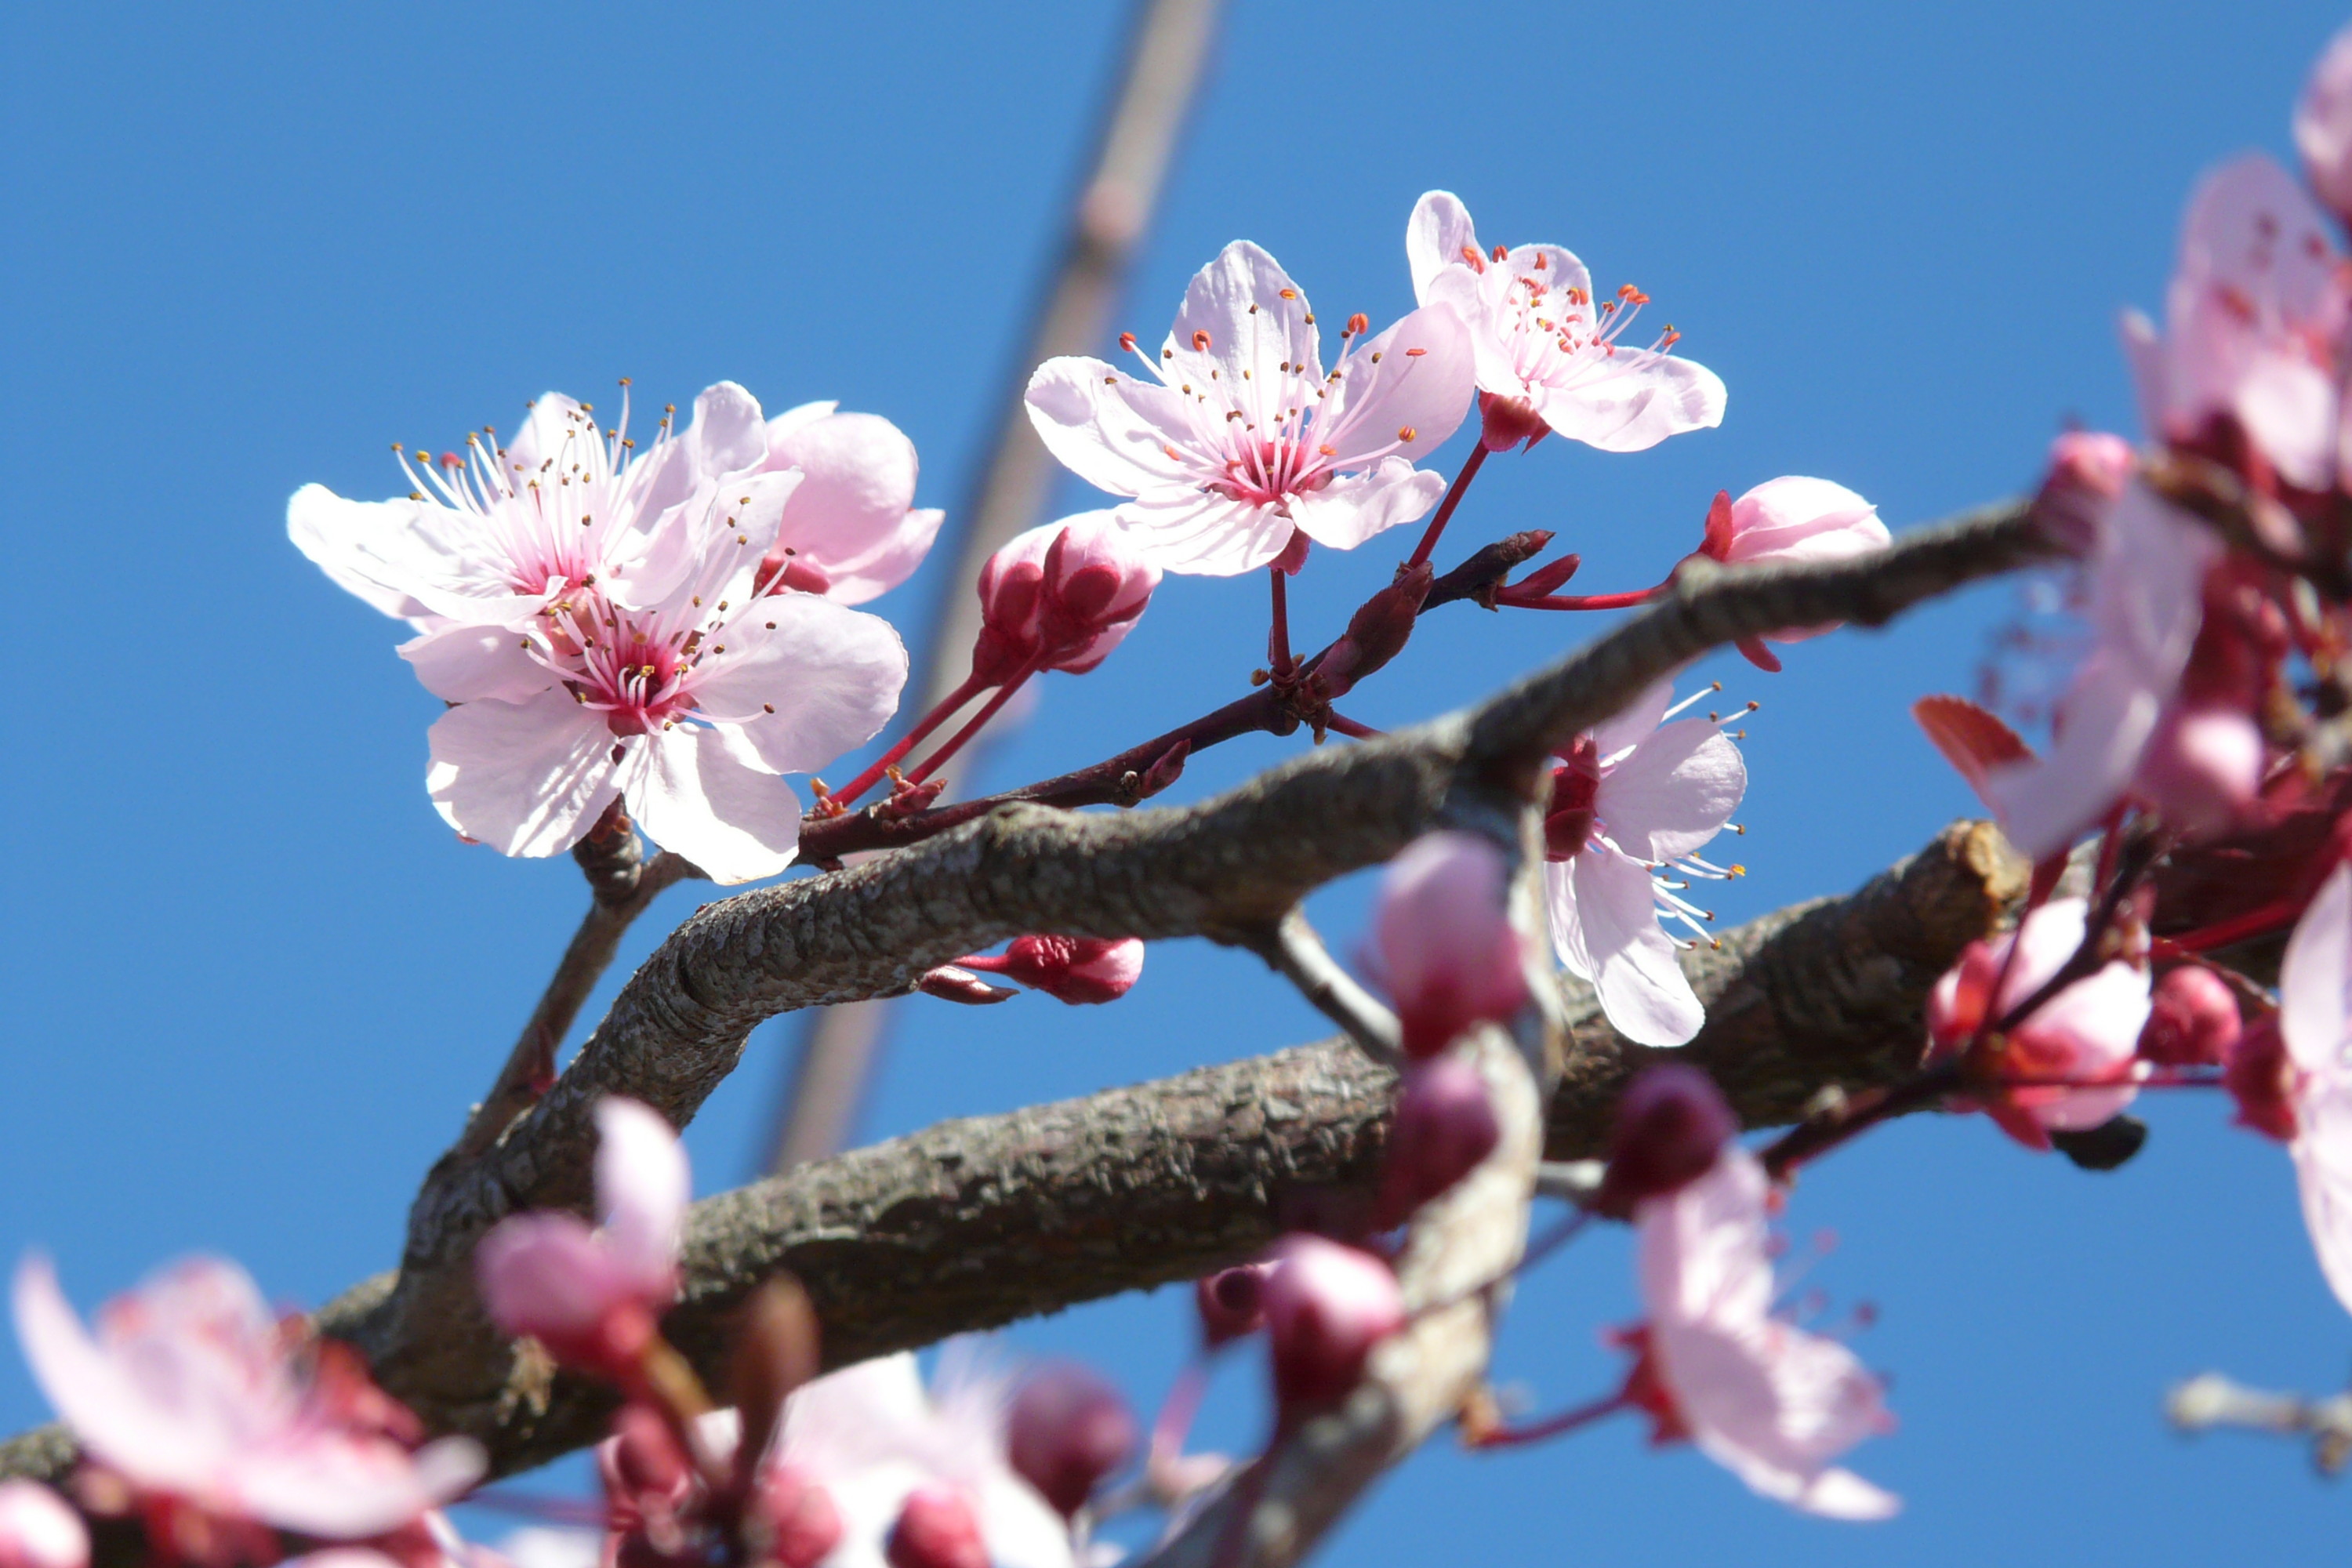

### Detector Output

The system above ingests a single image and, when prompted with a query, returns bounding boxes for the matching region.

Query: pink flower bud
[2299,24,2352,224]
[1693,478,1889,642]
[1367,832,1530,1057]
[474,1214,652,1373]
[1260,1236,1405,1410]
[2029,431,2135,554]
[750,1461,843,1568]
[971,513,1160,684]
[2227,1015,2297,1142]
[2135,704,2264,839]
[1375,1059,1500,1226]
[596,1404,693,1536]
[971,935,1144,1005]
[0,1483,86,1568]
[1195,1264,1272,1348]
[1006,1363,1138,1517]
[2139,965,2244,1067]
[1596,1064,1737,1217]
[885,1486,988,1568]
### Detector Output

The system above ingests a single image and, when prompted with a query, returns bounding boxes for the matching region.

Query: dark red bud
[1195,1264,1272,1348]
[1261,1237,1405,1410]
[1323,562,1433,697]
[1006,1363,1138,1517]
[2139,966,2243,1068]
[1375,1058,1500,1226]
[886,1486,988,1568]
[917,966,1018,1005]
[1596,1065,1737,1218]
[2225,1015,2297,1142]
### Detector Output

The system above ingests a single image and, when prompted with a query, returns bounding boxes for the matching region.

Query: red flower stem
[904,659,1043,786]
[1760,1059,1967,1181]
[2161,900,2305,953]
[831,669,991,806]
[1323,711,1382,739]
[1497,583,1670,612]
[1405,442,1490,569]
[1269,566,1296,680]
[1468,1389,1630,1450]
[1149,1359,1210,1475]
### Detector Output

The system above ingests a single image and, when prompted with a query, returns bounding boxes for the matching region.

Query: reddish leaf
[1912,695,2034,793]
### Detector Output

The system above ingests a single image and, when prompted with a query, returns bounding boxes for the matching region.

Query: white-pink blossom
[2119,154,2348,492]
[1366,830,1534,1056]
[699,1349,1075,1568]
[476,1099,690,1372]
[1633,1149,1898,1519]
[1980,481,2225,860]
[1406,191,1726,453]
[0,1482,86,1568]
[2274,862,2352,1316]
[10,1255,481,1540]
[754,401,946,604]
[1690,477,1890,644]
[1923,898,2152,1150]
[424,545,906,885]
[1542,683,1748,1047]
[1025,241,1475,575]
[2299,25,2352,227]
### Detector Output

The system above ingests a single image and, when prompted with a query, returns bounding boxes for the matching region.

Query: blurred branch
[2169,1371,2352,1474]
[767,0,1223,1175]
[1245,907,1403,1065]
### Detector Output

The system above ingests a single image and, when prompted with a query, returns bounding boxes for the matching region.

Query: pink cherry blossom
[2118,154,2348,491]
[1923,898,2152,1150]
[753,401,946,604]
[1025,241,1475,575]
[2028,430,2136,554]
[2303,25,2352,223]
[1980,481,2224,860]
[425,550,906,885]
[10,1254,481,1541]
[1260,1236,1406,1410]
[700,1348,1076,1568]
[970,514,1160,683]
[0,1482,86,1568]
[2272,862,2352,1315]
[1406,191,1726,454]
[475,1099,689,1371]
[1366,829,1534,1055]
[1632,1148,1898,1519]
[1542,683,1748,1047]
[292,383,799,686]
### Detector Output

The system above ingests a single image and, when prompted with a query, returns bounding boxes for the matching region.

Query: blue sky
[5,2,2350,1560]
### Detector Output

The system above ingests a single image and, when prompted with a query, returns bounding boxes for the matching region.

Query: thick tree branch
[0,818,2018,1494]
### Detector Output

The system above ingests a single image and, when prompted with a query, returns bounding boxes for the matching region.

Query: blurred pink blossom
[475,1099,689,1374]
[2299,25,2352,230]
[0,1482,86,1568]
[11,1256,480,1542]
[2270,863,2352,1316]
[1260,1236,1405,1410]
[1543,682,1748,1047]
[1366,831,1532,1056]
[1632,1149,1898,1519]
[1025,241,1475,575]
[1924,898,2152,1149]
[1407,191,1726,453]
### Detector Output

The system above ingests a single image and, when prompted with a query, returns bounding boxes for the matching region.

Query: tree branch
[1245,908,1403,1065]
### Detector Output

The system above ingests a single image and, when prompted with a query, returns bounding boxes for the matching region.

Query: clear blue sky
[4,2,2349,1561]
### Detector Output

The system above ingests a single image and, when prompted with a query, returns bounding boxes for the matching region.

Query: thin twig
[2169,1372,2352,1475]
[1247,907,1403,1065]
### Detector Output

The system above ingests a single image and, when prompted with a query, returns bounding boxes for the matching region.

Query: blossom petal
[766,412,942,603]
[691,597,909,775]
[626,724,802,884]
[13,1256,214,1497]
[287,485,515,625]
[399,623,555,705]
[1406,191,1481,303]
[1552,849,1704,1047]
[1597,718,1746,864]
[2292,1079,2352,1316]
[619,468,799,612]
[1023,359,1196,498]
[474,1214,626,1341]
[1634,1149,1776,1326]
[233,1436,484,1539]
[1316,304,1475,468]
[1527,351,1727,453]
[1592,681,1675,762]
[426,691,619,860]
[1111,492,1298,577]
[1163,241,1320,423]
[1980,655,2164,862]
[1283,461,1446,553]
[2283,863,2352,1078]
[595,1098,688,1295]
[766,399,840,445]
